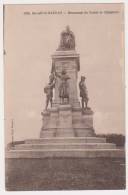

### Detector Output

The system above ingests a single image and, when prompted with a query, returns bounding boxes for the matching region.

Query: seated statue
[79,76,89,109]
[57,26,75,51]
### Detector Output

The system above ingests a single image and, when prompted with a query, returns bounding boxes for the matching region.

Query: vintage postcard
[4,3,125,190]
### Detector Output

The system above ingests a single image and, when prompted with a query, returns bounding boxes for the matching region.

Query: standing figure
[79,76,89,109]
[44,73,55,110]
[55,69,70,104]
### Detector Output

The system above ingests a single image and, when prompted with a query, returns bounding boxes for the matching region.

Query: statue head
[81,76,86,81]
[61,69,67,75]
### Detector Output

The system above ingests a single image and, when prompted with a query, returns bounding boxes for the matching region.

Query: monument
[6,26,124,158]
[40,25,94,138]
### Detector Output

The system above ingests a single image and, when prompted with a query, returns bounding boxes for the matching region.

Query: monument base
[6,137,125,158]
[6,105,124,159]
[40,105,95,138]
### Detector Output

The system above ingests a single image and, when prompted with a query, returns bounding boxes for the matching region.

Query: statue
[44,73,55,110]
[79,76,89,109]
[55,70,70,104]
[57,26,75,51]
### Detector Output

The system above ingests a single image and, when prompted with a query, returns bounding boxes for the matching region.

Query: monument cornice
[51,51,80,72]
[51,50,79,58]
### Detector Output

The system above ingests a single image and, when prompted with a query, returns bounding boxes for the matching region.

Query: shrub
[96,134,125,147]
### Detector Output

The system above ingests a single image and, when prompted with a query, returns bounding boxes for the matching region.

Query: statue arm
[79,82,82,90]
[55,71,61,78]
[49,79,56,88]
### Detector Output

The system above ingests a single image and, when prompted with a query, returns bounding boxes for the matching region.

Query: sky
[4,4,125,144]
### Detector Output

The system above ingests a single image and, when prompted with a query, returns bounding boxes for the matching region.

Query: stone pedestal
[40,49,95,138]
[40,107,58,137]
[51,50,80,108]
[57,105,74,137]
[40,104,94,138]
[72,108,94,137]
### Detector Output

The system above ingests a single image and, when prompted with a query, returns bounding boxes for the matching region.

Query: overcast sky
[4,4,125,144]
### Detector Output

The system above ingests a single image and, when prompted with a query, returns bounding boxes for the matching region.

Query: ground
[5,157,125,191]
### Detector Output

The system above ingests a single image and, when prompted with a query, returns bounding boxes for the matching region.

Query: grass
[5,157,125,191]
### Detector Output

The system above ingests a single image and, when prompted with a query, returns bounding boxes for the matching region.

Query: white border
[0,0,127,194]
[1,0,128,4]
[0,0,5,192]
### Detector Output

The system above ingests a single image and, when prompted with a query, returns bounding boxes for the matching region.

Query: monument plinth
[6,26,124,158]
[40,104,94,138]
[51,50,80,108]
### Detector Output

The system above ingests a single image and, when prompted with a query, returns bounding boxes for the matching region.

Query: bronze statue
[79,76,89,109]
[44,73,55,110]
[57,26,75,51]
[55,70,70,104]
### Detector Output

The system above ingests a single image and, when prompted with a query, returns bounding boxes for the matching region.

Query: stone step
[25,137,106,144]
[6,148,125,158]
[14,143,116,150]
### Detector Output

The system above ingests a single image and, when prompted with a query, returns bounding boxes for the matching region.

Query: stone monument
[40,25,94,138]
[6,26,124,158]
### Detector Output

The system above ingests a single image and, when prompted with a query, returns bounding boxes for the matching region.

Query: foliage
[96,134,125,147]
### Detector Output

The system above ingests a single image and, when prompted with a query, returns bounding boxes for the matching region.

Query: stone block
[14,143,116,150]
[58,105,72,129]
[40,129,57,138]
[41,111,50,129]
[56,128,75,137]
[48,107,58,129]
[25,137,107,144]
[75,128,95,137]
[6,149,125,158]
